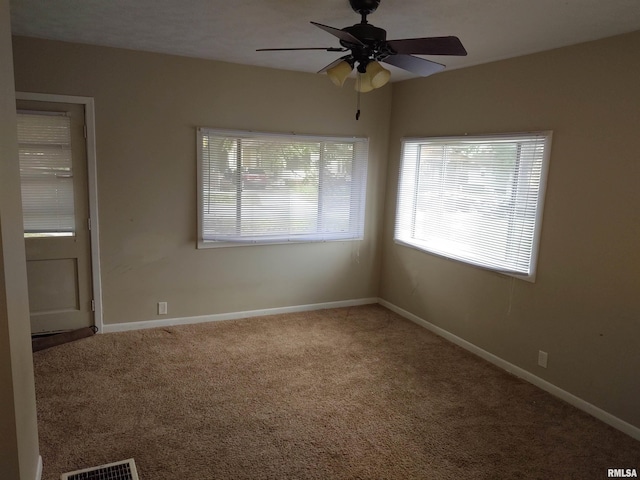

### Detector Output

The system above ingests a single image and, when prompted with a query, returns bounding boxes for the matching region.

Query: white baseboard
[35,455,42,480]
[101,297,379,333]
[378,299,640,442]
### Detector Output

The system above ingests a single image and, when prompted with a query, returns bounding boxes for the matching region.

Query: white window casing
[394,132,552,281]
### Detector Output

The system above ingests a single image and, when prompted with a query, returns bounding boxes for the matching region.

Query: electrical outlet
[538,350,548,368]
[158,302,168,315]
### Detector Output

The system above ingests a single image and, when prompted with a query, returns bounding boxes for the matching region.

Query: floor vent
[61,458,139,480]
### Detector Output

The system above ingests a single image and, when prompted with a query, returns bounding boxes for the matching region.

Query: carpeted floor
[33,304,639,479]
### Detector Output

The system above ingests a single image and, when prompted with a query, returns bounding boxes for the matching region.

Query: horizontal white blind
[198,129,368,245]
[17,113,76,236]
[395,132,551,279]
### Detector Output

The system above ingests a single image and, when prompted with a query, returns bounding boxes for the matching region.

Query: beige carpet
[34,305,639,479]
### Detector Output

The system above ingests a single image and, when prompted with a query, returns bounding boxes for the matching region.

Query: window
[197,128,368,247]
[17,112,76,237]
[394,132,552,280]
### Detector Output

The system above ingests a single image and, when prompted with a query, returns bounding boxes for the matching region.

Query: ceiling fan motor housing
[341,23,390,70]
[343,23,386,44]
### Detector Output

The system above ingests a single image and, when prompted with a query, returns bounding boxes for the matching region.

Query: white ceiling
[9,0,640,81]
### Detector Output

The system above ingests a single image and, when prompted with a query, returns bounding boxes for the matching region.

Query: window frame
[197,128,369,249]
[394,131,553,282]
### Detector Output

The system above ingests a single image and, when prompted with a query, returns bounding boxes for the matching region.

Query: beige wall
[382,31,640,428]
[12,36,392,326]
[0,0,40,478]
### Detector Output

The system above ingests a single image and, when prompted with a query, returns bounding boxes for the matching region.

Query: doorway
[16,93,103,334]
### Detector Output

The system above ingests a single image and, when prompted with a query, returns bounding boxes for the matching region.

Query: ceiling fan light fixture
[327,60,353,87]
[366,61,391,88]
[355,71,374,93]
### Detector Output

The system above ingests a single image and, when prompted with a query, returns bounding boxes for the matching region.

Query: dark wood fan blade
[387,36,467,56]
[382,54,445,77]
[311,21,364,46]
[317,56,352,74]
[257,47,347,52]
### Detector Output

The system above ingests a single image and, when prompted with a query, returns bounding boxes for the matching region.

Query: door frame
[16,92,104,333]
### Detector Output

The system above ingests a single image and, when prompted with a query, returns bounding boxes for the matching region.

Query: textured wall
[12,36,391,326]
[382,31,640,429]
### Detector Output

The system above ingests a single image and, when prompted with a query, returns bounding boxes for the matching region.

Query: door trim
[16,92,104,333]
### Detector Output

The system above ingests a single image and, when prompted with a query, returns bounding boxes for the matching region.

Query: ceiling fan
[257,0,467,93]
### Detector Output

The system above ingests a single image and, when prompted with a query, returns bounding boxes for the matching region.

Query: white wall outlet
[538,350,548,368]
[158,302,168,315]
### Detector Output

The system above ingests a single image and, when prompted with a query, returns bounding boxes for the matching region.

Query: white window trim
[394,131,552,282]
[197,128,368,249]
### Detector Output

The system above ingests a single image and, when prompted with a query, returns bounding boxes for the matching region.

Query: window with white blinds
[197,128,368,247]
[395,132,552,281]
[17,112,76,237]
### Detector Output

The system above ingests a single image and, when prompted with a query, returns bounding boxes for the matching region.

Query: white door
[17,100,94,334]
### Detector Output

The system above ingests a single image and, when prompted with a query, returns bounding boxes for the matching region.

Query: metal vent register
[61,458,139,480]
